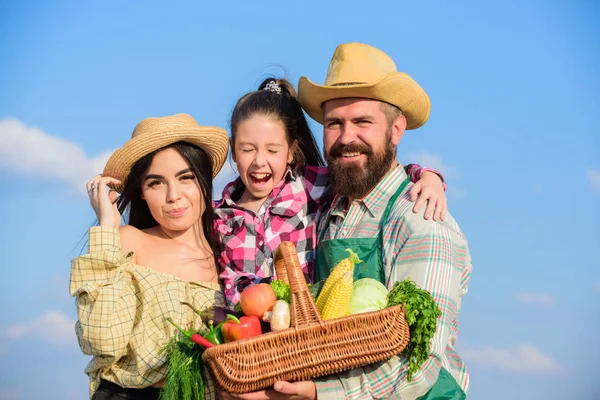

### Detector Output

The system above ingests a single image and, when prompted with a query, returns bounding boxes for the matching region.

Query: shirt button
[226,284,232,289]
[259,240,264,246]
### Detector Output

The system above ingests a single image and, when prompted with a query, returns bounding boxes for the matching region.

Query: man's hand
[220,381,316,400]
[409,170,447,221]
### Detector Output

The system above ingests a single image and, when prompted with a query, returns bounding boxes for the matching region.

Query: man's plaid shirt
[314,165,472,399]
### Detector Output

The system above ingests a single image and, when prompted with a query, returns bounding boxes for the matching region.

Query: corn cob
[320,270,354,320]
[315,249,362,316]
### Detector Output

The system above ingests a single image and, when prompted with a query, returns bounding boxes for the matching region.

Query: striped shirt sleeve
[406,164,447,191]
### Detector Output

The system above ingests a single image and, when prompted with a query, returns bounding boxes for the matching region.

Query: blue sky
[0,1,598,399]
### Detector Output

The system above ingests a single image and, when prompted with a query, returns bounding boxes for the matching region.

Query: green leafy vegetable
[270,279,291,303]
[159,334,206,400]
[270,279,316,304]
[348,278,389,314]
[387,278,441,382]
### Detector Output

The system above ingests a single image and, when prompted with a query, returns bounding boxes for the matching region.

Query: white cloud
[0,118,112,194]
[406,152,464,198]
[0,388,23,400]
[461,344,559,373]
[6,310,76,346]
[587,168,600,194]
[0,118,240,198]
[515,292,555,306]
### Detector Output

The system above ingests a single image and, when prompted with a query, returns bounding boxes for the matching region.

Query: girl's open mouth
[250,173,272,186]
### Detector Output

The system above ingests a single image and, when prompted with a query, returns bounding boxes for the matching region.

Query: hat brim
[103,126,229,193]
[297,73,431,130]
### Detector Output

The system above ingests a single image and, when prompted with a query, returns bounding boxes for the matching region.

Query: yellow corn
[315,249,362,318]
[320,270,354,320]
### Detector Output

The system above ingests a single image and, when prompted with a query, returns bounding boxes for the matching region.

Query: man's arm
[314,218,471,400]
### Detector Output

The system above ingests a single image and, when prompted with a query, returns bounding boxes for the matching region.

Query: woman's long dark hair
[230,78,325,173]
[116,141,221,271]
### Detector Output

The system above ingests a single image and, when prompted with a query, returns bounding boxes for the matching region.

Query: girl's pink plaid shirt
[213,166,332,307]
[213,164,437,307]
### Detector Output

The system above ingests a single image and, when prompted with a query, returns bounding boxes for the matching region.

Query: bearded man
[301,42,473,400]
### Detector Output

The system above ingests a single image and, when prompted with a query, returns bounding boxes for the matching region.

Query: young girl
[214,78,447,307]
[71,114,228,399]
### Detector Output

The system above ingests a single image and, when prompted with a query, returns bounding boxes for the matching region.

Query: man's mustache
[328,142,372,158]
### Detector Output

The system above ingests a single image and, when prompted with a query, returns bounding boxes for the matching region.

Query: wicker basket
[202,241,410,393]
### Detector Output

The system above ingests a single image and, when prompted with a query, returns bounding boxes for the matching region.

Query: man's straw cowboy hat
[298,42,431,130]
[103,113,229,192]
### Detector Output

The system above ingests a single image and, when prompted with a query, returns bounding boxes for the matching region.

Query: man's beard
[326,130,396,199]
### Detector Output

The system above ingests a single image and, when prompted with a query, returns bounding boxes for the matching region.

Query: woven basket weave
[202,241,410,393]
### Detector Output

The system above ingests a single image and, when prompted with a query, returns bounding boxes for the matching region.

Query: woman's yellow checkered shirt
[70,226,225,398]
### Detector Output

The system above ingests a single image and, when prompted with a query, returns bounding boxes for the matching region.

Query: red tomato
[240,283,277,319]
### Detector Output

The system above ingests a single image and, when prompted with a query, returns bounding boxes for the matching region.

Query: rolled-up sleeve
[70,226,136,361]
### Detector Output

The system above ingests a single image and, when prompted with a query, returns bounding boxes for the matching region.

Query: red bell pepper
[221,314,262,342]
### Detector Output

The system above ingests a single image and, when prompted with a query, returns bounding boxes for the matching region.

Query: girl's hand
[86,175,122,228]
[409,171,447,221]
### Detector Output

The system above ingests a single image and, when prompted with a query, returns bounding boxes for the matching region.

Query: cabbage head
[348,278,389,315]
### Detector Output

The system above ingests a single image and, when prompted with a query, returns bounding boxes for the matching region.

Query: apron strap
[378,177,411,248]
[378,177,411,287]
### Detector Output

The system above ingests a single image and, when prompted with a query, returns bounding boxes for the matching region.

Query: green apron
[315,177,466,400]
[315,177,410,285]
[418,368,466,400]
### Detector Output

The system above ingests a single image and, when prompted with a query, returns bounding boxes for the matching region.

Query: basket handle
[274,242,323,327]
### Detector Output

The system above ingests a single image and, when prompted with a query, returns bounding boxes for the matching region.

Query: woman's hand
[409,171,447,221]
[86,175,122,228]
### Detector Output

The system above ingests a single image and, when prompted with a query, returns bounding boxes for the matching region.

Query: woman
[70,113,228,399]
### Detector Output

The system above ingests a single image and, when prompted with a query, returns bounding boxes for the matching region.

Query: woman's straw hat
[103,113,229,191]
[298,42,431,130]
